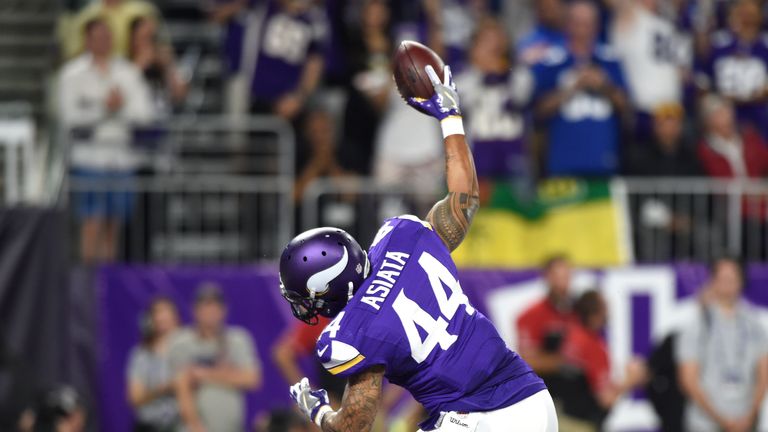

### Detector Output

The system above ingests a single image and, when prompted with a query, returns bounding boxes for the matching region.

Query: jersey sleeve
[315,313,392,377]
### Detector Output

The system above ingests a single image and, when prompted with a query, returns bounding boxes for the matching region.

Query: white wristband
[440,116,464,138]
[314,405,334,427]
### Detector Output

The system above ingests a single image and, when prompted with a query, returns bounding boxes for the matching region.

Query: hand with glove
[407,64,465,138]
[289,377,334,427]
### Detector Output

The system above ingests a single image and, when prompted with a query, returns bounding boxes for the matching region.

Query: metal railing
[67,175,292,262]
[60,115,295,263]
[0,115,35,204]
[302,177,768,264]
[301,177,442,247]
[618,177,768,263]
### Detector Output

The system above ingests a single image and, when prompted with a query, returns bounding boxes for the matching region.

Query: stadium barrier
[618,177,768,262]
[60,115,295,262]
[67,175,293,262]
[303,177,768,265]
[0,109,36,204]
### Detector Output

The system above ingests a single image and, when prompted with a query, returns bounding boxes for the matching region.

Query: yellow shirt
[62,0,159,59]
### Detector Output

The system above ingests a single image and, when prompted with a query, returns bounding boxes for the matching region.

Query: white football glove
[289,377,334,427]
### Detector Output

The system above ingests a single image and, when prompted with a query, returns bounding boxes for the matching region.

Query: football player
[279,65,557,431]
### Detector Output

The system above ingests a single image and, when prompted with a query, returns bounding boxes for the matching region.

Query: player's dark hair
[543,254,570,272]
[574,290,603,326]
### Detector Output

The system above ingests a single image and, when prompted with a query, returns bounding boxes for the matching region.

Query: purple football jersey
[706,31,768,137]
[315,215,546,430]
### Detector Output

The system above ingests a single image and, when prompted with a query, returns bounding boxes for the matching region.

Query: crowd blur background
[1,0,768,431]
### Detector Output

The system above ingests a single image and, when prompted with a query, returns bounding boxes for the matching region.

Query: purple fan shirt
[456,66,534,179]
[249,1,327,102]
[705,31,768,137]
[315,216,546,430]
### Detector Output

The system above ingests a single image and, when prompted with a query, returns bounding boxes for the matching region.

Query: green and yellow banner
[453,178,631,268]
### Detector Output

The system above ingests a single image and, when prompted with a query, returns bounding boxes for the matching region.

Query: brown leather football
[393,40,445,105]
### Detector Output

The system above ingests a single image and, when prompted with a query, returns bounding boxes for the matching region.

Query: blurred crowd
[515,255,767,432]
[9,255,762,432]
[53,0,768,263]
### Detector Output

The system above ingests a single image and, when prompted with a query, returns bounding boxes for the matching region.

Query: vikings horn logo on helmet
[306,246,349,296]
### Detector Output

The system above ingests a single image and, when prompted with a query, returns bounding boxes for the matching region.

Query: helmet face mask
[280,281,324,325]
[279,227,369,326]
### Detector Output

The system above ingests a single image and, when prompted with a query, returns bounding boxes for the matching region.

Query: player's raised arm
[407,65,480,251]
[290,366,385,432]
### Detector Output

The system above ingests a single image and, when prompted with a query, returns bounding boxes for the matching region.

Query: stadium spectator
[697,94,768,259]
[170,284,261,432]
[388,0,445,57]
[516,255,575,377]
[609,0,689,139]
[516,255,582,429]
[676,257,768,432]
[438,0,490,73]
[371,0,451,213]
[207,0,251,115]
[697,94,768,182]
[126,297,180,432]
[516,0,566,65]
[533,0,629,177]
[244,0,327,121]
[625,103,700,176]
[62,0,159,59]
[271,316,345,406]
[699,0,768,138]
[25,385,86,432]
[561,290,648,430]
[372,82,443,215]
[503,0,535,44]
[338,0,392,176]
[456,18,533,199]
[625,103,702,261]
[293,109,349,203]
[59,18,154,264]
[128,16,188,115]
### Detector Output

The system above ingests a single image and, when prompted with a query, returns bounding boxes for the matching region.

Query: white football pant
[419,390,558,432]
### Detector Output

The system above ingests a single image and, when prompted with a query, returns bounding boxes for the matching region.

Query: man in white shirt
[608,0,689,140]
[676,257,768,432]
[59,17,154,263]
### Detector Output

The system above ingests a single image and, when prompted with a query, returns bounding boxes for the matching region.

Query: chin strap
[347,281,354,301]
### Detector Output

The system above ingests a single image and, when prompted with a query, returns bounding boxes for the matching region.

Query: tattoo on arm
[427,191,480,251]
[321,366,384,432]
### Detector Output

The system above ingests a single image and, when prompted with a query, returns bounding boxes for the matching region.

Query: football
[393,40,445,105]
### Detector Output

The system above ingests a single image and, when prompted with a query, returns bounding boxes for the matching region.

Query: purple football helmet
[279,227,370,325]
